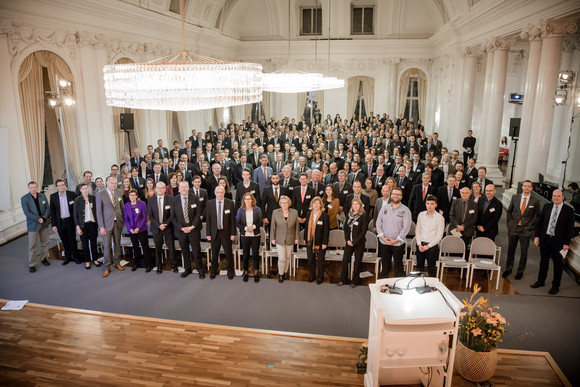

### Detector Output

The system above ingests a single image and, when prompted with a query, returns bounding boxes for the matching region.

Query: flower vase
[455,341,497,383]
[355,363,366,374]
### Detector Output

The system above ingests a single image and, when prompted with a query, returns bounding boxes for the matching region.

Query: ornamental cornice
[481,37,517,52]
[521,19,578,41]
[463,46,481,57]
[399,57,432,71]
[382,57,401,65]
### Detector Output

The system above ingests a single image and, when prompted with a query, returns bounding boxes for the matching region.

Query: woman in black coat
[303,197,330,285]
[339,198,368,287]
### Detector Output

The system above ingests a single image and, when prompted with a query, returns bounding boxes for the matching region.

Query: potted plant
[355,342,368,374]
[456,283,508,382]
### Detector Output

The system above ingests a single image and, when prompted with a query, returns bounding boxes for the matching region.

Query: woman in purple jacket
[124,189,153,272]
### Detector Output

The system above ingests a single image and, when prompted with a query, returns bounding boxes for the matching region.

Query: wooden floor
[0,301,569,387]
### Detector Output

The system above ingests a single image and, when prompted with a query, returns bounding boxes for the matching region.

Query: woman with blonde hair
[339,198,369,287]
[304,197,329,284]
[270,195,299,283]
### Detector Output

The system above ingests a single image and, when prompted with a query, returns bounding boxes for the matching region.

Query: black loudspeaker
[509,118,520,138]
[120,113,134,130]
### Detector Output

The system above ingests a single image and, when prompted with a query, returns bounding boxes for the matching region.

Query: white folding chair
[263,232,279,275]
[468,237,501,290]
[326,229,346,263]
[199,223,212,271]
[404,237,418,275]
[292,229,307,277]
[438,235,469,287]
[352,231,380,281]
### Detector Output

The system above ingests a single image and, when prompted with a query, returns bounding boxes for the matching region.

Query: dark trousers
[241,235,260,272]
[307,244,327,281]
[153,226,176,269]
[177,229,202,273]
[506,232,531,274]
[129,231,153,269]
[416,245,440,277]
[379,243,406,278]
[340,242,365,284]
[210,230,234,275]
[79,222,98,262]
[57,217,80,261]
[538,236,564,288]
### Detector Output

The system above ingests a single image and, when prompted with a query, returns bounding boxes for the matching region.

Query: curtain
[262,91,270,119]
[347,76,374,119]
[399,68,427,120]
[296,90,324,123]
[113,106,125,161]
[166,110,173,145]
[45,101,66,182]
[18,55,45,184]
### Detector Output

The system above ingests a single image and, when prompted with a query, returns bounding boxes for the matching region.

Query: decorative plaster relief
[521,19,578,41]
[481,36,517,52]
[562,33,580,53]
[382,57,400,65]
[399,57,432,71]
[511,49,527,73]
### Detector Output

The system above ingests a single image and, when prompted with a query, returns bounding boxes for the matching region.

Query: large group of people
[21,112,576,294]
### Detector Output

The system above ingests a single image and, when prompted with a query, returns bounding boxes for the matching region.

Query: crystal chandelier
[262,0,344,94]
[103,0,262,111]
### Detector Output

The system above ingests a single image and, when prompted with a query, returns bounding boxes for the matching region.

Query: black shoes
[85,263,91,270]
[172,267,178,273]
[41,259,51,266]
[145,267,152,273]
[501,270,511,278]
[131,265,138,272]
[308,277,315,283]
[337,282,344,286]
[62,259,71,265]
[254,274,260,283]
[157,267,162,274]
[548,287,559,295]
[279,273,284,283]
[228,274,234,280]
[210,273,217,279]
[181,270,191,278]
[316,279,323,285]
[199,272,205,279]
[530,281,544,289]
[29,266,36,273]
[514,273,523,280]
[243,274,249,282]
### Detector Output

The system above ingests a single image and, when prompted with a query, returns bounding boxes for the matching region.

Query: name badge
[135,208,139,214]
[328,205,332,209]
[400,185,405,189]
[199,198,204,201]
[529,205,534,208]
[453,196,457,200]
[306,195,311,199]
[191,204,196,208]
[489,208,495,212]
[118,198,122,201]
[90,203,93,208]
[469,209,475,214]
[165,205,170,209]
[251,190,255,194]
[343,190,348,194]
[354,222,359,226]
[289,186,294,190]
[225,209,230,214]
[69,201,74,205]
[42,201,46,204]
[317,221,323,225]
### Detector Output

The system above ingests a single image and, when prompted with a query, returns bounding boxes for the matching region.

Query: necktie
[422,186,426,201]
[368,165,372,176]
[155,175,159,183]
[339,184,344,192]
[263,167,267,180]
[183,196,189,224]
[217,201,223,229]
[519,197,527,225]
[547,206,558,236]
[158,197,163,223]
[314,183,317,194]
[134,178,138,186]
[187,149,191,161]
[284,179,288,188]
[448,188,452,202]
[110,191,115,206]
[274,187,278,202]
[301,187,306,202]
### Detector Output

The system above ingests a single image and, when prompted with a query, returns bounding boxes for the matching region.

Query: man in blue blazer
[252,154,273,195]
[21,181,51,272]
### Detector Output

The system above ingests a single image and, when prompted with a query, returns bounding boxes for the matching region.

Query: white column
[476,49,495,161]
[512,26,544,186]
[454,48,478,152]
[479,38,514,184]
[386,59,399,116]
[525,19,577,180]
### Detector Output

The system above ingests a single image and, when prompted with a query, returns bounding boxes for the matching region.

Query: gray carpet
[1,233,579,384]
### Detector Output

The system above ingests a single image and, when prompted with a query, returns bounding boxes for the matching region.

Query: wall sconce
[45,77,75,108]
[554,89,567,105]
[558,70,574,85]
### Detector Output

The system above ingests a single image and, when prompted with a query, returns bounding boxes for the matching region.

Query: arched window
[399,68,427,125]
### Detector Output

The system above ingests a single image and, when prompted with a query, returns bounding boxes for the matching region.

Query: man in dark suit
[531,189,575,295]
[172,182,203,279]
[131,148,142,170]
[235,168,261,211]
[344,181,371,216]
[233,154,253,186]
[180,140,195,163]
[205,185,236,279]
[147,182,177,274]
[462,130,476,165]
[280,165,300,194]
[449,187,479,248]
[148,163,168,185]
[308,170,326,198]
[75,171,97,196]
[429,158,445,190]
[261,173,288,225]
[476,184,503,241]
[436,175,460,224]
[191,176,208,221]
[21,181,51,272]
[408,173,437,222]
[347,161,366,185]
[395,165,412,206]
[468,167,493,189]
[464,158,478,180]
[154,139,169,159]
[50,179,80,265]
[504,180,541,279]
[205,163,223,200]
[292,173,315,226]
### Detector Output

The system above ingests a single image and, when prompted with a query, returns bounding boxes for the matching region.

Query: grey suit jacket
[21,192,50,232]
[449,198,478,238]
[96,188,125,231]
[270,208,300,246]
[506,194,541,237]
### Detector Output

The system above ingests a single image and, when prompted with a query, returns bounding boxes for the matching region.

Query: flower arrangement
[355,342,368,373]
[458,284,508,352]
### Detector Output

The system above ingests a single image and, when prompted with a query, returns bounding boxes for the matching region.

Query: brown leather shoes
[115,264,125,271]
[102,270,110,277]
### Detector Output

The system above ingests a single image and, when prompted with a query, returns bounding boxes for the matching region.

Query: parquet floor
[0,302,569,387]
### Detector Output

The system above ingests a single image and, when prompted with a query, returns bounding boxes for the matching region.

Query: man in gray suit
[449,187,479,250]
[154,139,170,159]
[503,180,541,279]
[21,181,51,272]
[96,176,125,277]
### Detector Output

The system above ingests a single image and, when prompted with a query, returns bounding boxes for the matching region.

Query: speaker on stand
[508,118,521,188]
[120,113,134,154]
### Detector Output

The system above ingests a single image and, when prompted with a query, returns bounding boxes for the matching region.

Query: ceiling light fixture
[103,0,262,111]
